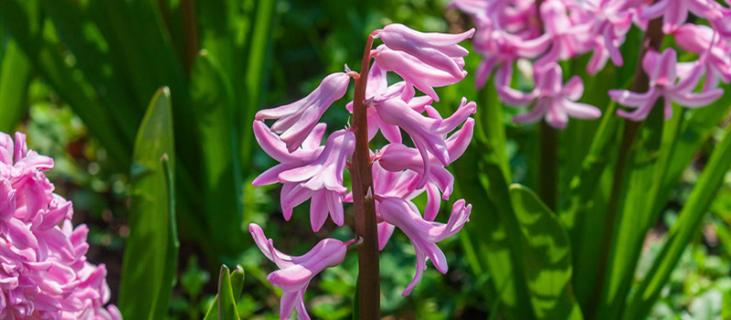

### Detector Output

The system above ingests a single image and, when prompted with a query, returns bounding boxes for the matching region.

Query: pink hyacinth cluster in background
[452,0,731,126]
[0,133,120,319]
[251,24,476,319]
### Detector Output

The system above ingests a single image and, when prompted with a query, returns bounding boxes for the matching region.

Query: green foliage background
[1,0,731,319]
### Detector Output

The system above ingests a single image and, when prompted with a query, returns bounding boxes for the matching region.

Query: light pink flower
[500,63,601,128]
[277,130,355,231]
[580,0,635,73]
[610,49,724,121]
[377,114,475,219]
[376,23,475,78]
[374,97,476,184]
[249,224,350,320]
[674,24,731,86]
[639,0,724,33]
[251,120,324,187]
[0,132,119,320]
[377,198,471,295]
[536,0,592,66]
[470,18,550,88]
[372,45,466,101]
[255,72,351,152]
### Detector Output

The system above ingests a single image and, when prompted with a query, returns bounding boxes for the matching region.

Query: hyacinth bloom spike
[249,224,349,320]
[377,198,471,295]
[252,23,475,318]
[255,72,351,152]
[0,132,119,319]
[377,23,475,78]
[611,49,724,121]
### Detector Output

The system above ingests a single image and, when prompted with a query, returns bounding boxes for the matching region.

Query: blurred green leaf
[119,88,178,319]
[240,0,277,171]
[0,39,32,132]
[509,184,583,320]
[191,51,244,255]
[0,0,130,168]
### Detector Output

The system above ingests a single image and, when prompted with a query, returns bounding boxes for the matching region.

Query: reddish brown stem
[351,33,380,319]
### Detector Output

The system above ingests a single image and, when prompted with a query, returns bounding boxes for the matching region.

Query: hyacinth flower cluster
[0,132,120,319]
[251,24,476,319]
[451,0,731,126]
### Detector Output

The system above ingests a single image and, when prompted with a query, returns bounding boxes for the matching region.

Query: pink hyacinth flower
[377,198,471,296]
[278,130,355,232]
[373,45,466,101]
[639,0,724,33]
[674,24,731,86]
[251,120,324,187]
[500,64,601,128]
[255,72,351,152]
[378,118,475,220]
[374,97,476,186]
[536,0,592,66]
[249,224,350,320]
[0,132,119,319]
[471,21,550,88]
[610,49,724,121]
[582,0,635,74]
[376,23,475,78]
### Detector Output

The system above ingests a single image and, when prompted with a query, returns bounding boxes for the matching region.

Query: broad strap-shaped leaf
[624,119,731,319]
[119,88,178,319]
[509,184,583,320]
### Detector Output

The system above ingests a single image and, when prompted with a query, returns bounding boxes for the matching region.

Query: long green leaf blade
[624,120,731,319]
[118,88,178,319]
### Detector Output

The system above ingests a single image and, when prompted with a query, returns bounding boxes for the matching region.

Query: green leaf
[39,0,140,144]
[0,0,130,168]
[509,184,583,320]
[624,121,731,320]
[204,265,243,320]
[118,88,178,319]
[0,39,32,132]
[190,52,244,255]
[596,104,666,320]
[239,0,277,172]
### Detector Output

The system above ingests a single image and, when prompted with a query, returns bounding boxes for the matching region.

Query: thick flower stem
[587,17,663,320]
[351,33,380,319]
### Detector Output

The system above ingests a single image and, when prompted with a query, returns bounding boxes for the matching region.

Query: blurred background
[1,0,730,319]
